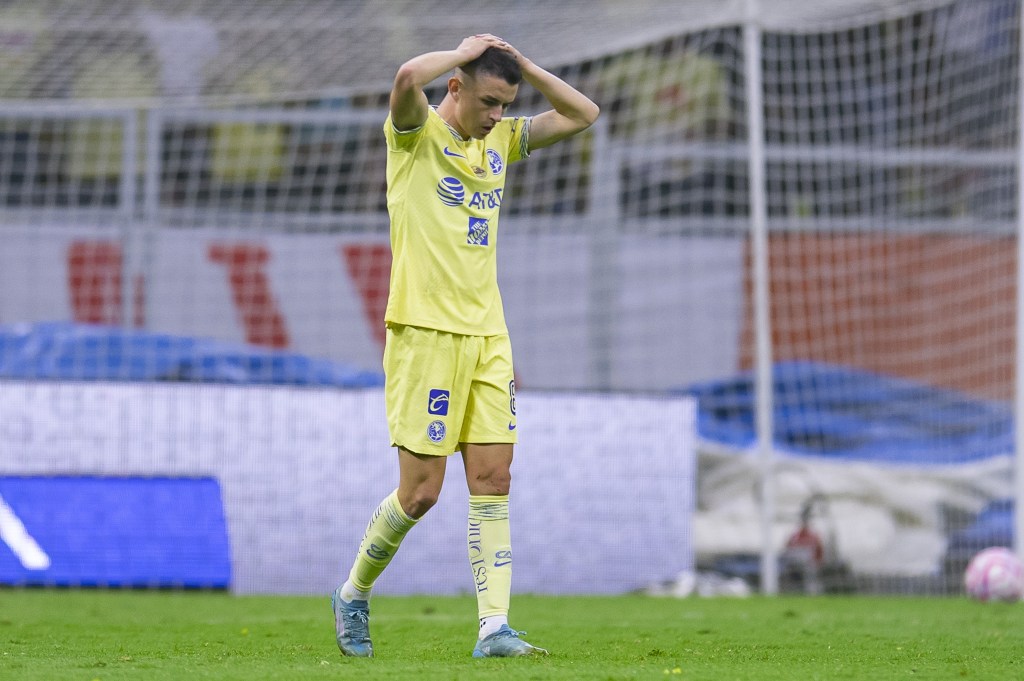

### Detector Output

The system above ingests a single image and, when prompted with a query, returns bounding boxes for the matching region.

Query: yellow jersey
[383,108,530,336]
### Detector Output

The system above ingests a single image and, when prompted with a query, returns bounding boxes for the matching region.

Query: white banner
[0,381,695,595]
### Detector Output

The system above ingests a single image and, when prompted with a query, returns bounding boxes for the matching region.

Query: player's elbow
[570,101,600,133]
[393,62,422,93]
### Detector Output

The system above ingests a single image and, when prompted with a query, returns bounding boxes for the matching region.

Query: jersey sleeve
[505,116,532,164]
[383,113,426,152]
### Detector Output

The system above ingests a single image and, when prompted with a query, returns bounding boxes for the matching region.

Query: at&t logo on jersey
[468,189,502,210]
[467,217,489,246]
[436,177,465,206]
[486,149,504,175]
[428,389,450,415]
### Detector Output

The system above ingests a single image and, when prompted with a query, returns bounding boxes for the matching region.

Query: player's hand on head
[493,37,526,64]
[457,34,504,61]
[459,34,525,64]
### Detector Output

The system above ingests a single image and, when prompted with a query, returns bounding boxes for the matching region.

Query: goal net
[0,0,1019,596]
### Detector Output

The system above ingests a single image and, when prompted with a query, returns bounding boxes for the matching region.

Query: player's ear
[448,75,462,100]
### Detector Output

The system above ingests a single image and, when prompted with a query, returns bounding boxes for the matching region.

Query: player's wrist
[515,56,535,75]
[520,58,547,85]
[454,47,479,64]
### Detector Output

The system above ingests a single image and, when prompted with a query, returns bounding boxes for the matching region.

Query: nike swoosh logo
[508,422,516,431]
[443,146,467,159]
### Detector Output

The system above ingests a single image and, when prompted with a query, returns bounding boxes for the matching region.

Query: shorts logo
[428,389,450,415]
[427,420,446,443]
[468,217,489,246]
[487,149,504,175]
[436,177,465,206]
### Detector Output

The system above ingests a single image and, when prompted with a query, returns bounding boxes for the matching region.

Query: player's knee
[403,489,440,518]
[475,469,511,496]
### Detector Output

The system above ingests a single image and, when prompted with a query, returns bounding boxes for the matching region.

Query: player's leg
[463,443,513,629]
[461,335,546,657]
[333,324,466,657]
[464,443,513,621]
[462,443,545,657]
[333,450,446,658]
[342,448,446,597]
[332,476,419,657]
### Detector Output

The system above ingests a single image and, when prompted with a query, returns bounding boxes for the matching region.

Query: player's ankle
[340,581,371,603]
[479,615,508,639]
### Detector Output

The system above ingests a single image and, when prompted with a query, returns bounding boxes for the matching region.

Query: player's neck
[436,96,470,140]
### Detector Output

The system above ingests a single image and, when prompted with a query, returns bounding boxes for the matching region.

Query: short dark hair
[461,47,522,85]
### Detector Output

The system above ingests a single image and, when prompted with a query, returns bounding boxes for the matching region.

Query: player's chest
[438,140,508,187]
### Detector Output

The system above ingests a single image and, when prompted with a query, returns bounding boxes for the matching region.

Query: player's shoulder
[496,115,531,160]
[386,107,459,152]
[495,115,528,136]
[387,108,455,136]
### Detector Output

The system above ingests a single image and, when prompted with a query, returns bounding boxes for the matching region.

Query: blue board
[0,476,231,588]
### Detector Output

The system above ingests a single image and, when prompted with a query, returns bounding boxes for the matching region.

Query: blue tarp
[0,321,384,387]
[679,361,1013,465]
[945,497,1014,561]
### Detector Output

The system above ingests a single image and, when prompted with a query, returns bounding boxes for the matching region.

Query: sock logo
[467,519,488,593]
[494,550,513,568]
[366,543,390,561]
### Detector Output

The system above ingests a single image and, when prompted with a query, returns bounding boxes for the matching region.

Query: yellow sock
[468,495,512,620]
[347,490,417,593]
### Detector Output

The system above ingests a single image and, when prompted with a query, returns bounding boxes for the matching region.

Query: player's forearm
[520,59,600,127]
[393,49,470,93]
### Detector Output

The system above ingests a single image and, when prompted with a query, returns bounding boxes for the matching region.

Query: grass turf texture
[2,591,1022,680]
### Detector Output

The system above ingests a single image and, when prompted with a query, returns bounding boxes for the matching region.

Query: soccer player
[331,34,599,658]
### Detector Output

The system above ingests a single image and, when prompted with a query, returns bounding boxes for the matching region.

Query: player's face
[455,73,518,139]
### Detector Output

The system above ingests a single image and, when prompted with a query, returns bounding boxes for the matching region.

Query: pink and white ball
[964,547,1024,602]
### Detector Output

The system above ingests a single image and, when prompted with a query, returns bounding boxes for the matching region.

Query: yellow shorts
[383,323,517,456]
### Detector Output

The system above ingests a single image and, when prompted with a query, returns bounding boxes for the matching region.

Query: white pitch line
[0,494,51,570]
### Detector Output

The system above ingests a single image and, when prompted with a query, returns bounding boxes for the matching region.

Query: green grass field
[2,590,1022,680]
